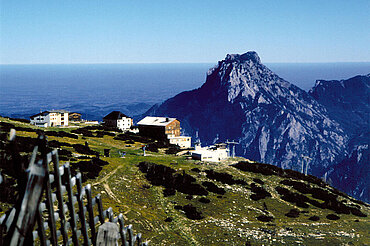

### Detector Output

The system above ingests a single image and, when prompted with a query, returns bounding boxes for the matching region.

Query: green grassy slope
[0,117,369,245]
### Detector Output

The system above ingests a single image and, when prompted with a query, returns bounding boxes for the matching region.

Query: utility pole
[195,130,201,147]
[301,155,312,175]
[323,172,328,182]
[142,145,146,156]
[226,140,239,158]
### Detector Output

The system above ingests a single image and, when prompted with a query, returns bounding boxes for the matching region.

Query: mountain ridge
[309,74,370,202]
[145,52,347,172]
[143,51,369,202]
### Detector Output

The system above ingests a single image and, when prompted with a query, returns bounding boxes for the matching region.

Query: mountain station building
[137,116,191,148]
[103,111,133,131]
[191,143,228,162]
[69,112,82,122]
[30,110,69,127]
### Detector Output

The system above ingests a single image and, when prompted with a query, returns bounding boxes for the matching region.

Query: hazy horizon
[2,61,370,65]
[1,62,369,120]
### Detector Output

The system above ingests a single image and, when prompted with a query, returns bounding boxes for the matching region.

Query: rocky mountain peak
[224,51,261,64]
[145,52,348,176]
[205,51,293,104]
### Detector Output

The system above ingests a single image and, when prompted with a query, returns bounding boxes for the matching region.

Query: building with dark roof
[69,112,82,122]
[30,110,69,127]
[103,111,132,131]
[137,116,180,140]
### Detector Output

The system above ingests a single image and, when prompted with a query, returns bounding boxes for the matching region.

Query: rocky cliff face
[309,75,370,202]
[145,52,348,177]
[327,132,369,202]
[309,74,370,136]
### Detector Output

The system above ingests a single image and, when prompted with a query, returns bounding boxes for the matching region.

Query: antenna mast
[301,155,312,175]
[226,140,239,158]
[195,130,201,147]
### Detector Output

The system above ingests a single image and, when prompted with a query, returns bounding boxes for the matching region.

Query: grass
[0,116,369,245]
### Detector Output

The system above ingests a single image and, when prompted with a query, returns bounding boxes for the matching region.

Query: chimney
[166,117,169,122]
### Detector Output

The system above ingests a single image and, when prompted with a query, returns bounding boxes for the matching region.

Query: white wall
[117,117,132,131]
[191,147,228,162]
[168,136,191,148]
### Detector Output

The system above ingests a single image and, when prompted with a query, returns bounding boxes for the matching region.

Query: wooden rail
[0,131,148,245]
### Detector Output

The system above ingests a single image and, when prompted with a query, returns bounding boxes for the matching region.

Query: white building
[103,111,133,131]
[30,110,69,127]
[168,136,192,148]
[191,144,228,162]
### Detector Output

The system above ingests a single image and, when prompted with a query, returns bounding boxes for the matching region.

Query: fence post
[97,195,105,224]
[6,159,46,246]
[76,173,90,245]
[65,163,79,245]
[118,214,128,246]
[52,151,68,245]
[39,135,58,246]
[86,184,97,246]
[96,222,119,246]
[35,205,47,246]
[127,225,134,246]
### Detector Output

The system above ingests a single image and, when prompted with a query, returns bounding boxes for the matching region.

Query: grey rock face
[309,74,370,136]
[327,132,369,202]
[309,75,370,202]
[145,51,348,178]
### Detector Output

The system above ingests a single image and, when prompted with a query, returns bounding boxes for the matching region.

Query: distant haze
[0,63,369,120]
[267,62,370,90]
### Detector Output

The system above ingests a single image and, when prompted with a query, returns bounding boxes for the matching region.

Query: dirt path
[92,165,123,186]
[103,183,122,203]
[92,165,125,203]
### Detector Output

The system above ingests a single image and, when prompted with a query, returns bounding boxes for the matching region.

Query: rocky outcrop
[309,74,370,136]
[309,75,369,202]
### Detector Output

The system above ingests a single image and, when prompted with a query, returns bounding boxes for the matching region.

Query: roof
[30,111,49,119]
[103,111,130,120]
[48,110,69,113]
[30,110,69,119]
[168,136,191,139]
[137,116,177,126]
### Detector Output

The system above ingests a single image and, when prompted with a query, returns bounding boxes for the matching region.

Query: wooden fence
[0,130,148,245]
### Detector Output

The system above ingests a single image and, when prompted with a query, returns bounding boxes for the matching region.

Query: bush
[49,140,72,148]
[205,170,247,186]
[70,158,109,182]
[182,204,204,220]
[114,133,152,143]
[71,128,94,137]
[191,168,201,173]
[309,216,320,221]
[72,144,99,156]
[275,186,310,208]
[165,145,181,155]
[138,162,208,196]
[253,178,264,185]
[202,181,226,195]
[233,161,327,187]
[285,209,300,218]
[45,131,78,139]
[199,197,210,204]
[326,214,340,220]
[250,183,271,201]
[256,215,274,222]
[58,149,72,157]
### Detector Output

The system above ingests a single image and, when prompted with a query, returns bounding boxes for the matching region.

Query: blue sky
[1,0,369,64]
